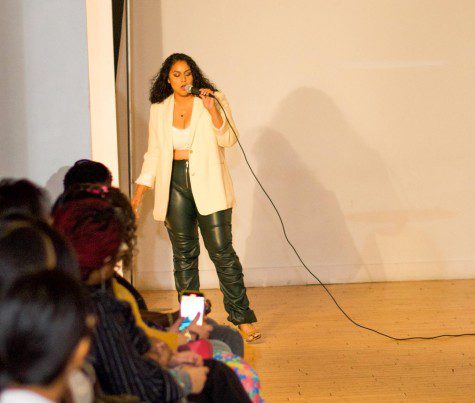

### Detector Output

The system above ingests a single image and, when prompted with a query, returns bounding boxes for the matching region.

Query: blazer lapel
[163,95,174,155]
[188,96,205,149]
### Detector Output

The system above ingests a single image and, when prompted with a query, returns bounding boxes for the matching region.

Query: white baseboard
[134,260,475,290]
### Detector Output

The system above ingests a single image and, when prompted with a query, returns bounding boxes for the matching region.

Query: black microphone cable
[213,96,475,341]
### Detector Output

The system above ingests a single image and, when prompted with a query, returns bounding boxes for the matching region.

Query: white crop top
[172,126,192,150]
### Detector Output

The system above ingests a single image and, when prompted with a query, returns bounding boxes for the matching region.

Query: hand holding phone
[179,291,205,332]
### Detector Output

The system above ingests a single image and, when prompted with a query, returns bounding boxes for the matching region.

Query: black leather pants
[165,160,257,325]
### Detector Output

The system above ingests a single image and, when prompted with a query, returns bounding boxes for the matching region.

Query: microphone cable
[214,96,475,341]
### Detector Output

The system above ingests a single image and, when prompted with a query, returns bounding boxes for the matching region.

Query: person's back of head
[0,217,80,297]
[53,184,136,268]
[63,160,113,191]
[0,219,56,298]
[0,270,93,392]
[53,198,123,283]
[34,219,80,280]
[0,179,50,221]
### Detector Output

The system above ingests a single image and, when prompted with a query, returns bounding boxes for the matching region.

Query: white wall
[132,0,475,289]
[86,0,119,188]
[0,0,91,199]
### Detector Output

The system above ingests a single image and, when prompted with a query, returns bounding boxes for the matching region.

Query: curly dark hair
[149,53,218,104]
[52,184,136,269]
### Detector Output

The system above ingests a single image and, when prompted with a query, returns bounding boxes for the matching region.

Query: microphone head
[184,84,199,96]
[184,84,215,98]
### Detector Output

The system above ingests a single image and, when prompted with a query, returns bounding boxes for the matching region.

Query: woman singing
[132,53,260,342]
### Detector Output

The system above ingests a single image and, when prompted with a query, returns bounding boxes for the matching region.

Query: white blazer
[136,92,239,221]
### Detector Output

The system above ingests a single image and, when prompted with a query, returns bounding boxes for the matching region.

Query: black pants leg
[165,161,200,293]
[197,209,257,325]
[165,160,256,325]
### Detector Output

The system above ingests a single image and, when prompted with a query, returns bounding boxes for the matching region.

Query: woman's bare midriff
[173,149,190,160]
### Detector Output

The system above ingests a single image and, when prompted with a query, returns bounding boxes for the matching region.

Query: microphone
[184,84,215,98]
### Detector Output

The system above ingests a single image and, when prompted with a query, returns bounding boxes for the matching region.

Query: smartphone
[179,291,205,332]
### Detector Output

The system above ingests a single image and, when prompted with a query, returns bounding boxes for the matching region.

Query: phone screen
[179,293,205,332]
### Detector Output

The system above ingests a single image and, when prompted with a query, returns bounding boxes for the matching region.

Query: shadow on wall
[45,166,70,201]
[129,0,176,289]
[348,209,450,281]
[244,87,446,283]
[245,87,365,284]
[245,134,364,285]
[0,1,28,178]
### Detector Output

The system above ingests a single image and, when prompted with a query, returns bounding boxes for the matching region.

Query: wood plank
[141,280,475,402]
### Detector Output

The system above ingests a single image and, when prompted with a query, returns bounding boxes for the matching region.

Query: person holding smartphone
[132,53,260,342]
[54,197,252,402]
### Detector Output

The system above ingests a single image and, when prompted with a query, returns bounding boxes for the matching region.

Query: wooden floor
[141,280,475,402]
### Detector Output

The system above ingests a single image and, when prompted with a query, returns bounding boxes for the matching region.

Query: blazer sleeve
[136,104,159,188]
[213,92,239,147]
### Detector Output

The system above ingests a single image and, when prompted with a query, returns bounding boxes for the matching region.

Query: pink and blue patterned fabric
[213,351,263,403]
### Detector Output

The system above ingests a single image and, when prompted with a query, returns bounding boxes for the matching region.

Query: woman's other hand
[131,184,149,219]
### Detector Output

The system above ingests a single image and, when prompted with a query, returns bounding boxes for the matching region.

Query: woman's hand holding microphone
[198,88,223,130]
[198,88,215,111]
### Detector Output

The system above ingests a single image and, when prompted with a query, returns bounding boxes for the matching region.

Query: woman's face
[168,60,193,97]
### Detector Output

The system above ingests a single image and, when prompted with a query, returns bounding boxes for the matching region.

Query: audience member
[0,179,50,221]
[55,183,262,401]
[56,164,245,357]
[0,271,93,403]
[63,159,112,190]
[0,219,57,297]
[54,198,251,402]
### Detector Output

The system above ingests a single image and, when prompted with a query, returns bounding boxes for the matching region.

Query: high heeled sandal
[238,324,262,343]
